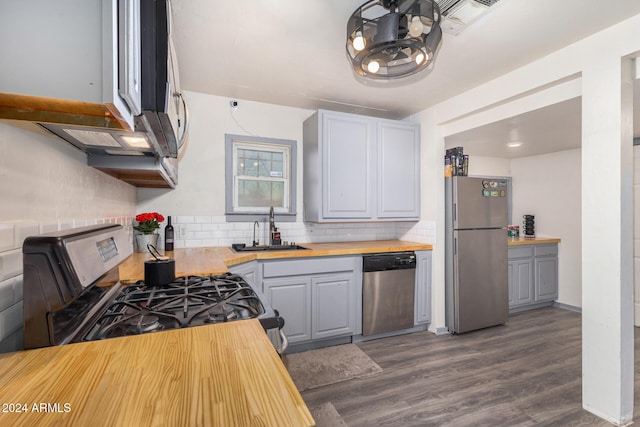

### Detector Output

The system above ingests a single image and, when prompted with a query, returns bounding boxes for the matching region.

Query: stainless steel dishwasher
[362,252,416,336]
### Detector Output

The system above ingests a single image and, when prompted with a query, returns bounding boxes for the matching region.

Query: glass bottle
[165,216,174,251]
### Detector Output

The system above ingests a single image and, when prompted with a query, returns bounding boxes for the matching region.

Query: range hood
[88,155,178,188]
[39,112,178,158]
[38,0,187,161]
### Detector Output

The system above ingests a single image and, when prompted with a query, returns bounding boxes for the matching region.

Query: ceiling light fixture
[346,0,443,80]
[507,142,523,148]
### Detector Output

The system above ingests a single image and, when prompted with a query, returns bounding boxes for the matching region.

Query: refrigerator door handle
[454,237,457,255]
[453,203,457,224]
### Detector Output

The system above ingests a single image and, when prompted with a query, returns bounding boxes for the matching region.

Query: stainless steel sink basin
[231,243,308,253]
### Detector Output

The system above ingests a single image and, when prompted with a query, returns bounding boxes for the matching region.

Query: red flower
[134,212,165,234]
[135,212,164,223]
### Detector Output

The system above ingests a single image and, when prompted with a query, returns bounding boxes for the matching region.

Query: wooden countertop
[0,320,314,427]
[119,240,433,282]
[508,237,561,246]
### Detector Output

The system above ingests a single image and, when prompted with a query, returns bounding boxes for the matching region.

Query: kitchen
[0,0,639,425]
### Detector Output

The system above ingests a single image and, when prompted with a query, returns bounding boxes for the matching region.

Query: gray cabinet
[414,251,432,325]
[507,247,534,307]
[303,110,420,222]
[508,244,558,311]
[0,0,141,130]
[228,261,259,288]
[261,256,362,344]
[534,245,559,301]
[311,274,358,340]
[377,121,421,219]
[263,276,312,343]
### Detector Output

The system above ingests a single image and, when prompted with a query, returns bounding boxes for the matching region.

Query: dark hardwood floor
[301,307,639,426]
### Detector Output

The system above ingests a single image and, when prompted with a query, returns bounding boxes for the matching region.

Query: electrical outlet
[178,225,188,239]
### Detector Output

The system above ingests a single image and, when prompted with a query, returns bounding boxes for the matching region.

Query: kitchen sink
[231,243,309,252]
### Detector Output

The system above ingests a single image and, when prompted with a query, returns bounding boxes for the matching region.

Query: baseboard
[352,324,428,343]
[509,301,554,313]
[434,326,450,336]
[286,336,352,354]
[553,302,582,313]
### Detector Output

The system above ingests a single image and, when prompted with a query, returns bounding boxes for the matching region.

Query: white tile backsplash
[0,302,23,342]
[14,221,39,249]
[160,216,435,250]
[0,224,14,252]
[39,222,59,234]
[0,277,17,312]
[0,250,22,282]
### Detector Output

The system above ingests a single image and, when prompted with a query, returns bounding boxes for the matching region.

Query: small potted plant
[133,212,164,252]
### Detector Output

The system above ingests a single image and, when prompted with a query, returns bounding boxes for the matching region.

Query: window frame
[225,134,297,222]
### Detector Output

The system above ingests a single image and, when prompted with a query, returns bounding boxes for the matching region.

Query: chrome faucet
[252,221,260,247]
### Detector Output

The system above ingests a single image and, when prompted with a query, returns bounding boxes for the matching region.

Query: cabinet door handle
[453,203,457,224]
[177,92,190,150]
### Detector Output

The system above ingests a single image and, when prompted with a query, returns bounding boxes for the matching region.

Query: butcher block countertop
[119,240,434,282]
[507,237,561,246]
[0,319,314,427]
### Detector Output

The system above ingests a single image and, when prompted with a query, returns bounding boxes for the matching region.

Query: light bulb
[353,31,366,51]
[415,52,425,65]
[121,134,150,148]
[367,60,380,73]
[409,16,424,37]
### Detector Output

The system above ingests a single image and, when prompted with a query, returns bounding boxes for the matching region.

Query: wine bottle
[165,216,174,251]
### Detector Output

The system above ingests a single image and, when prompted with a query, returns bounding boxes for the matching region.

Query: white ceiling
[171,0,640,158]
[444,97,583,158]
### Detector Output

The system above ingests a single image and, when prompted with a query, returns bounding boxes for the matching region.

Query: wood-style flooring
[301,307,639,426]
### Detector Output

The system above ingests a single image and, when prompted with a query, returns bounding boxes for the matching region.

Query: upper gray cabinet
[0,0,140,131]
[303,110,420,222]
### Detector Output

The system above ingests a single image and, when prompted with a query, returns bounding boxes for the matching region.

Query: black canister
[144,259,176,286]
[523,214,535,237]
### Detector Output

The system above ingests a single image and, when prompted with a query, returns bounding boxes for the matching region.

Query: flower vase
[135,233,159,253]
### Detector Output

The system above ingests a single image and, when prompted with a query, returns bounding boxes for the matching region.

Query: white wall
[420,13,640,422]
[0,121,135,221]
[439,151,582,308]
[137,91,313,217]
[634,145,640,325]
[137,92,436,248]
[511,149,582,307]
[468,156,512,177]
[0,120,136,353]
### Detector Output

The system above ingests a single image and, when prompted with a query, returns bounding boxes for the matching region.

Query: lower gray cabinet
[263,276,312,343]
[312,273,357,340]
[508,247,534,307]
[228,261,259,288]
[534,245,559,301]
[414,251,432,325]
[508,244,558,311]
[261,256,362,344]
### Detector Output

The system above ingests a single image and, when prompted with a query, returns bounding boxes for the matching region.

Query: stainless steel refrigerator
[445,176,508,334]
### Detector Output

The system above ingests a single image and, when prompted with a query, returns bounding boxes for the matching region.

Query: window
[225,134,297,221]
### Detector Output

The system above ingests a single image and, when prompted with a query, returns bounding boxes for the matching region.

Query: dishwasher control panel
[363,252,416,272]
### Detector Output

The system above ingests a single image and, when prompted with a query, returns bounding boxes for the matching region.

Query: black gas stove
[83,273,280,341]
[23,224,285,352]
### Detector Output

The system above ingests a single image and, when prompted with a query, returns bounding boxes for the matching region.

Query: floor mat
[283,343,382,391]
